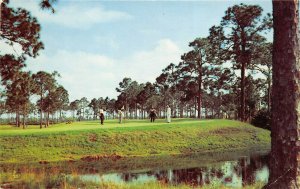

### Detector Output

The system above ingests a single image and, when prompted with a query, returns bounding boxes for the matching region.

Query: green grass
[0,119,270,163]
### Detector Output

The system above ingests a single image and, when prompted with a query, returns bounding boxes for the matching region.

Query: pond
[0,149,269,188]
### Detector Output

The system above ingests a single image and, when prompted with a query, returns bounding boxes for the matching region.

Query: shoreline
[0,148,270,174]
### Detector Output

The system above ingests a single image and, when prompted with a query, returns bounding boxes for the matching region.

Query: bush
[251,109,271,130]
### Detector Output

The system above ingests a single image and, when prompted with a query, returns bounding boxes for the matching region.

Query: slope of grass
[0,119,270,163]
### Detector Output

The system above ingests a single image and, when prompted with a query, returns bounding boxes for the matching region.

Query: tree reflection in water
[0,153,269,188]
[114,154,269,188]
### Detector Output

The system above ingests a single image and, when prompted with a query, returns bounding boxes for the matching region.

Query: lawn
[0,119,270,163]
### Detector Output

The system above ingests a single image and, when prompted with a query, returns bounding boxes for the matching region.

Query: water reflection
[79,153,269,188]
[0,152,269,188]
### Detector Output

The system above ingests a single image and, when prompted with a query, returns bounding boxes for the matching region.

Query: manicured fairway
[0,119,270,163]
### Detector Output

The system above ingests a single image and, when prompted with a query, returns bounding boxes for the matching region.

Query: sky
[1,0,272,102]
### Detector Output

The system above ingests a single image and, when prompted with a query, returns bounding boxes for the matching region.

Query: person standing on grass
[166,105,171,123]
[118,109,124,124]
[149,108,157,122]
[99,109,104,125]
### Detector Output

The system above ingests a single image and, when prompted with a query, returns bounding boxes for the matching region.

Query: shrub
[251,109,271,130]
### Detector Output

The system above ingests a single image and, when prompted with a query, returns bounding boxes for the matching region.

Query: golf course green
[0,119,270,163]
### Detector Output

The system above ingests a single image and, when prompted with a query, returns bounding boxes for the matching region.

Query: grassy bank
[0,119,270,163]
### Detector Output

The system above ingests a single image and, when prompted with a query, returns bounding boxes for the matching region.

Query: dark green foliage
[251,109,271,130]
[0,55,25,85]
[1,2,43,57]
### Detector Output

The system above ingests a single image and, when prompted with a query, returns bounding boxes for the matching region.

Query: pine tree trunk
[15,110,18,127]
[240,61,246,122]
[47,112,50,127]
[268,77,271,113]
[59,110,62,121]
[180,105,183,118]
[40,93,43,129]
[194,97,197,117]
[17,108,20,127]
[135,103,137,119]
[197,78,202,119]
[53,113,55,124]
[22,114,25,129]
[82,108,84,120]
[267,1,300,188]
[173,106,176,118]
[240,28,247,122]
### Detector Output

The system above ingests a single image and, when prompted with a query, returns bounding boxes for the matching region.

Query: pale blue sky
[2,0,272,101]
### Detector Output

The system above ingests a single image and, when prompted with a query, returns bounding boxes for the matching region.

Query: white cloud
[120,39,183,82]
[94,36,120,50]
[24,38,183,101]
[25,50,117,101]
[10,0,132,29]
[41,5,132,29]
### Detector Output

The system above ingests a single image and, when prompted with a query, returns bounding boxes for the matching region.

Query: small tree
[53,86,69,121]
[69,100,79,120]
[5,71,34,128]
[32,71,58,128]
[79,97,89,121]
[89,98,99,120]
